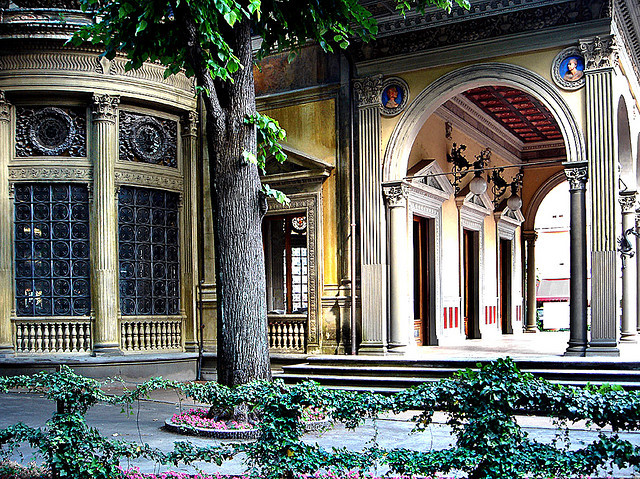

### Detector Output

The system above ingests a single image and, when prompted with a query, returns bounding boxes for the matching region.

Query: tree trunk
[207,21,272,387]
[172,3,271,387]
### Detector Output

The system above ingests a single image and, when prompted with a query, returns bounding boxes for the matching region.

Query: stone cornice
[354,0,609,63]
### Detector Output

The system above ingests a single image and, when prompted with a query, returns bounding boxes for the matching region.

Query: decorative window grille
[14,184,91,316]
[263,214,308,314]
[118,186,180,316]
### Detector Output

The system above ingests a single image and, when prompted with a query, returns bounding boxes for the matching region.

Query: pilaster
[636,209,640,334]
[383,182,410,351]
[354,75,387,354]
[580,35,620,356]
[522,230,537,333]
[619,191,637,342]
[0,92,13,354]
[180,111,198,352]
[564,162,589,357]
[90,93,122,355]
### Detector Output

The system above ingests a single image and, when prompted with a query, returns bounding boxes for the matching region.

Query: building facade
[0,0,639,377]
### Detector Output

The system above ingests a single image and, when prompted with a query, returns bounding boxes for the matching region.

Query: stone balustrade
[14,319,91,353]
[120,318,182,352]
[268,317,306,353]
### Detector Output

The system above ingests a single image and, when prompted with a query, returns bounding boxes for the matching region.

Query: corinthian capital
[619,191,637,213]
[564,161,588,191]
[353,75,382,108]
[91,94,120,122]
[579,35,618,71]
[383,182,409,207]
[181,110,198,137]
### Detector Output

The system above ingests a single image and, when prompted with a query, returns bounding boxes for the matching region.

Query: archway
[384,63,586,182]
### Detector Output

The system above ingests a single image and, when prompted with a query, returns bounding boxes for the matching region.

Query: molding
[8,165,91,181]
[256,84,340,110]
[405,159,455,200]
[114,169,183,192]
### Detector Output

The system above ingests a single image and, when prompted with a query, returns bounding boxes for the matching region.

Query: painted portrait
[560,56,584,82]
[382,84,403,109]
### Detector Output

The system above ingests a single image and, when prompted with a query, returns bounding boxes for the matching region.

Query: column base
[92,343,123,356]
[524,325,538,333]
[357,341,388,355]
[184,341,199,353]
[585,346,620,357]
[620,333,637,343]
[0,344,14,357]
[564,344,586,356]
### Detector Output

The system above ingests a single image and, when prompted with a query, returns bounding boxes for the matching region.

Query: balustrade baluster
[143,322,150,350]
[78,324,86,352]
[63,323,70,352]
[150,322,156,349]
[28,324,36,352]
[132,323,139,350]
[71,323,78,352]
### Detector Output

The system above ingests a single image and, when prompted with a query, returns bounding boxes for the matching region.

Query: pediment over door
[262,144,333,186]
[406,159,454,201]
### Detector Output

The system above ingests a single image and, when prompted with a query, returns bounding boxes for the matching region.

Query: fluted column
[564,162,588,356]
[522,231,538,333]
[581,36,620,356]
[383,182,410,351]
[181,111,198,352]
[0,92,13,354]
[619,191,637,342]
[354,76,387,354]
[91,94,121,355]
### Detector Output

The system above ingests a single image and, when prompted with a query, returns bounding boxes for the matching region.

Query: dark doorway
[463,229,481,339]
[500,238,513,334]
[413,215,436,346]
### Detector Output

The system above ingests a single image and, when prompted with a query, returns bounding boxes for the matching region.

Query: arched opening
[384,64,583,352]
[618,97,634,191]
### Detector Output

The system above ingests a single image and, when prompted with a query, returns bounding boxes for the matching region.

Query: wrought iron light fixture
[489,167,524,210]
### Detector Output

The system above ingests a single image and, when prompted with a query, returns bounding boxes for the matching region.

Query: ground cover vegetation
[70,0,469,388]
[1,359,640,479]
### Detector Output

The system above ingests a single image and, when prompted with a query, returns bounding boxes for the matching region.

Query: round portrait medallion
[381,77,410,116]
[552,47,586,91]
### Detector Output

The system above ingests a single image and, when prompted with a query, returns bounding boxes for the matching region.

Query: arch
[383,63,586,181]
[523,170,567,232]
[617,95,635,190]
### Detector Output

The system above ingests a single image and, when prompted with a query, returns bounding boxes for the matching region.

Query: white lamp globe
[507,193,522,211]
[469,176,487,195]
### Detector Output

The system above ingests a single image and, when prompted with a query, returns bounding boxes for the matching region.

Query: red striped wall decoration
[444,308,448,329]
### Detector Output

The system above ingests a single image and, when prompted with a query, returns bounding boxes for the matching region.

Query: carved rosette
[181,110,198,137]
[119,111,177,168]
[383,184,409,207]
[16,106,86,157]
[564,163,588,190]
[579,35,619,71]
[619,191,637,213]
[91,94,120,123]
[0,91,10,123]
[353,76,382,108]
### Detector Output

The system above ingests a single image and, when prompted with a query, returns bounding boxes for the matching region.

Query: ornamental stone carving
[16,106,86,157]
[181,111,198,137]
[114,170,182,192]
[119,111,177,168]
[579,35,619,71]
[383,183,409,207]
[619,191,637,213]
[8,166,91,181]
[0,91,10,123]
[564,163,588,190]
[91,94,120,122]
[353,76,382,108]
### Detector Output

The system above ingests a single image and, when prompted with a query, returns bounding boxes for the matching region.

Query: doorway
[499,238,513,334]
[463,229,481,339]
[413,215,436,345]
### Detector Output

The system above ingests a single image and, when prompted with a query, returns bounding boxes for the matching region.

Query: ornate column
[619,191,637,342]
[0,92,13,354]
[180,111,198,352]
[522,230,538,333]
[354,76,387,354]
[90,94,121,355]
[580,36,620,356]
[383,182,410,351]
[564,162,588,356]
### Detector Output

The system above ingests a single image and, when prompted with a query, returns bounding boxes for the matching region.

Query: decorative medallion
[119,111,177,168]
[381,77,409,116]
[16,107,86,157]
[552,47,586,91]
[291,215,307,232]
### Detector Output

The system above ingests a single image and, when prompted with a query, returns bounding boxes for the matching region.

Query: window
[14,184,91,316]
[118,186,180,316]
[263,214,308,314]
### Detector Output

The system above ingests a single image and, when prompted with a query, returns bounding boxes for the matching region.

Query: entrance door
[413,216,435,345]
[500,238,513,334]
[463,229,481,339]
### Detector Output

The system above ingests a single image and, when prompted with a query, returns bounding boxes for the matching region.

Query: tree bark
[173,4,272,386]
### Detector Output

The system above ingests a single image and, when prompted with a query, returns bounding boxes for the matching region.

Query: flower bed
[165,408,261,439]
